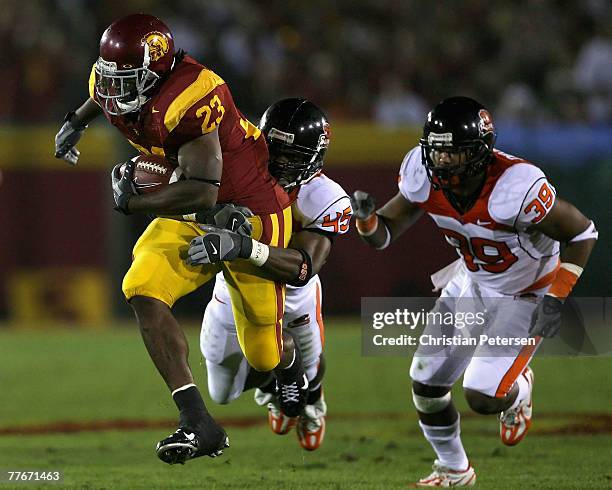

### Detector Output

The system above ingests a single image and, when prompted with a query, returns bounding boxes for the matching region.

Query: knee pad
[206,356,247,405]
[244,348,280,372]
[412,390,452,414]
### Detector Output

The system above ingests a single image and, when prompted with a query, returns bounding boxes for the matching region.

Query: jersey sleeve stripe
[163,69,225,133]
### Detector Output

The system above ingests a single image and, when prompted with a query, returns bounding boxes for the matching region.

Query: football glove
[529,294,563,338]
[111,161,136,214]
[187,226,252,265]
[350,190,376,220]
[54,111,87,166]
[196,203,254,237]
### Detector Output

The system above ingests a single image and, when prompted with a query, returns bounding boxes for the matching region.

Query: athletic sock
[419,416,469,471]
[172,384,209,428]
[258,377,277,394]
[307,385,322,405]
[507,372,529,411]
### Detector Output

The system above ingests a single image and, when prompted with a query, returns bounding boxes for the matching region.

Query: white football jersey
[215,173,352,311]
[398,147,559,295]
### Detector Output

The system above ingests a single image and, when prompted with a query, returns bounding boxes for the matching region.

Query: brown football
[122,154,183,194]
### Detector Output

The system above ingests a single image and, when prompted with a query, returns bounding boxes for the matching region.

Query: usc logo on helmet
[142,31,170,62]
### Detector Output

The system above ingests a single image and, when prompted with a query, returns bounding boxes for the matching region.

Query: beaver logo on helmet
[143,31,170,62]
[478,109,494,135]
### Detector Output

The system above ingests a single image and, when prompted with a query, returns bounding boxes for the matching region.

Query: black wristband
[288,248,313,287]
[64,111,87,130]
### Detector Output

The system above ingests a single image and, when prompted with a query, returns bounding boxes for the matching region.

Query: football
[123,154,183,194]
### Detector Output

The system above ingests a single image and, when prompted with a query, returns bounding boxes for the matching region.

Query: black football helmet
[259,98,330,190]
[420,96,497,189]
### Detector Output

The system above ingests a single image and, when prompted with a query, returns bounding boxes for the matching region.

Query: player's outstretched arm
[351,190,423,249]
[54,98,103,165]
[124,129,222,215]
[187,228,332,286]
[529,197,597,337]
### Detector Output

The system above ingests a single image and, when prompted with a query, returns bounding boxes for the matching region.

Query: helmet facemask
[420,137,492,190]
[268,146,325,191]
[94,43,160,116]
[267,128,328,191]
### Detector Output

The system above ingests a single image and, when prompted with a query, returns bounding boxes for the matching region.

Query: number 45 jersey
[398,147,560,295]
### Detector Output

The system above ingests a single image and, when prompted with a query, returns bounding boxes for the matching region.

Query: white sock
[419,416,469,471]
[508,373,529,410]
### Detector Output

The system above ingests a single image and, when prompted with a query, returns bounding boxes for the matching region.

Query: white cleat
[297,395,327,451]
[415,460,476,487]
[254,388,294,435]
[500,367,534,446]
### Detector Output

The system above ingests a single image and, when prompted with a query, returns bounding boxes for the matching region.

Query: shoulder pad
[489,163,556,229]
[296,174,352,235]
[398,146,430,203]
[162,68,226,134]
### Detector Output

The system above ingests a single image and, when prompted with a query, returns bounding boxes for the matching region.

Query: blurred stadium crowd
[2,0,612,125]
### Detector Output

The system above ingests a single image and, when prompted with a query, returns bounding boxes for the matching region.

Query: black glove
[529,294,564,338]
[350,190,376,220]
[187,226,252,265]
[111,161,136,214]
[196,203,254,237]
[55,111,87,166]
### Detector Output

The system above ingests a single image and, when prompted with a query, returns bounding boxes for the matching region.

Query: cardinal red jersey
[89,55,290,214]
[398,147,560,295]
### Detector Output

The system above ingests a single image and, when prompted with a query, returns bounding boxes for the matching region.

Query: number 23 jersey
[398,147,560,295]
[89,54,290,215]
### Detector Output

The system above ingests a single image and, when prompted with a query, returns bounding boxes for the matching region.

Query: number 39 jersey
[398,147,560,295]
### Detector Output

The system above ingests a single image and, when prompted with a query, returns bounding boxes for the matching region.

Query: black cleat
[156,422,229,465]
[277,373,309,418]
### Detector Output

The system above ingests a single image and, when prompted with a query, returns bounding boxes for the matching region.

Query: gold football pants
[122,207,292,371]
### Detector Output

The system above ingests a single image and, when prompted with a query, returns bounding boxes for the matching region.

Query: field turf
[1,321,611,489]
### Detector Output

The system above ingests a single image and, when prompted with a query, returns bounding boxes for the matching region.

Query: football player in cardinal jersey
[351,96,597,486]
[53,14,300,465]
[187,98,351,451]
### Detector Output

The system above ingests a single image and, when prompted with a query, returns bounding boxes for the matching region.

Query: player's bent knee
[412,381,452,414]
[464,388,499,414]
[240,326,282,372]
[208,388,233,405]
[246,355,279,372]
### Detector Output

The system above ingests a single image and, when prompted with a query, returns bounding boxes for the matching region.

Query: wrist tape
[356,213,378,236]
[249,240,269,266]
[548,262,583,299]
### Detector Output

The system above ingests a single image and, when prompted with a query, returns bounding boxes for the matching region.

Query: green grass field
[1,321,611,489]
